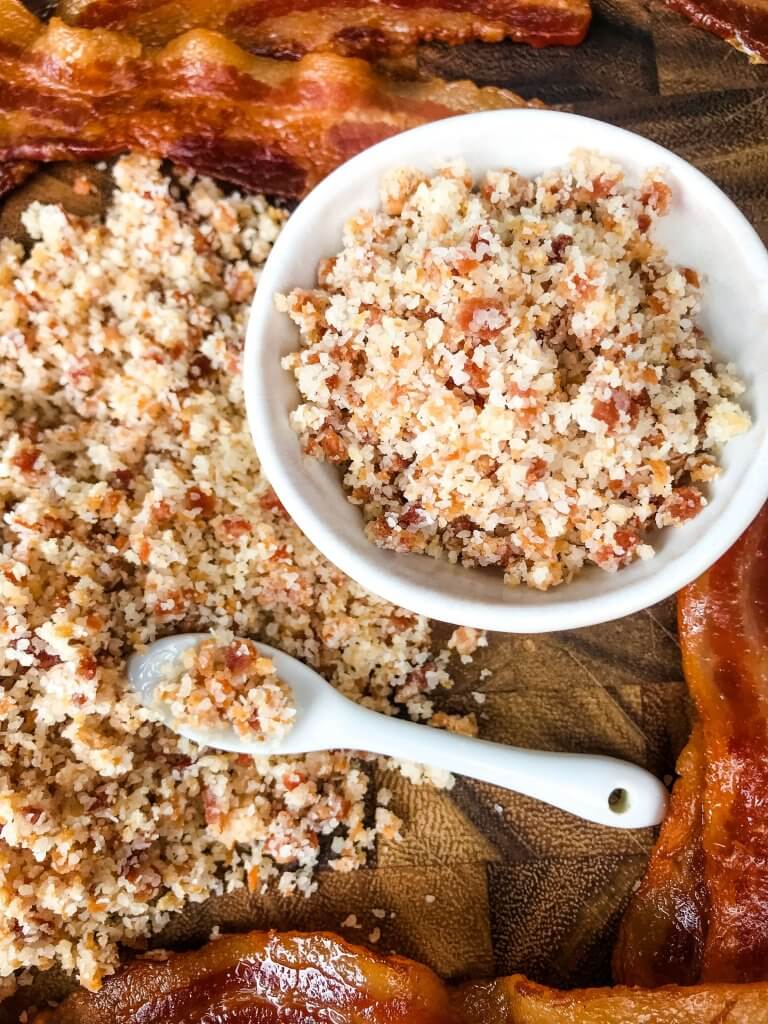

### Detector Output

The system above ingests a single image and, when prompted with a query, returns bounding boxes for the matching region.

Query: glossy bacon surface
[41,931,462,1024]
[0,17,531,198]
[663,0,768,63]
[458,974,768,1023]
[38,930,768,1024]
[55,0,591,57]
[615,504,768,985]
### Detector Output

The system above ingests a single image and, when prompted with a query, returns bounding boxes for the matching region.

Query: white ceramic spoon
[128,633,669,829]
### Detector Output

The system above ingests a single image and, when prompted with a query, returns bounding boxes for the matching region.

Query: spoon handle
[342,706,668,829]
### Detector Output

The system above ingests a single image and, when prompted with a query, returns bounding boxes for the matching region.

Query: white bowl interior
[245,109,768,631]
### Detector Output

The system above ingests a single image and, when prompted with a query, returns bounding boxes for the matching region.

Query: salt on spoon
[128,633,668,830]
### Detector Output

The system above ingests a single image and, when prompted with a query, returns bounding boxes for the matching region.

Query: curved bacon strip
[54,0,591,58]
[39,931,460,1024]
[662,0,768,64]
[615,504,768,985]
[37,930,768,1024]
[458,974,768,1023]
[0,17,532,198]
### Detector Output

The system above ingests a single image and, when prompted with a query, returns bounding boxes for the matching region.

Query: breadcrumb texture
[154,634,296,743]
[281,155,750,590]
[0,156,461,992]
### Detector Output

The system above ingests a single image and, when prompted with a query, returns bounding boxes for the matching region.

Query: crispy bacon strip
[458,974,768,1023]
[39,931,460,1024]
[37,930,768,1023]
[662,0,768,63]
[615,504,768,985]
[0,17,532,198]
[54,0,591,58]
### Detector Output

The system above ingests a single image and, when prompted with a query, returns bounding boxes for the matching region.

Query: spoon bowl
[128,633,669,830]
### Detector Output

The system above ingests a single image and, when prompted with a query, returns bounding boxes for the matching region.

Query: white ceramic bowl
[244,109,768,632]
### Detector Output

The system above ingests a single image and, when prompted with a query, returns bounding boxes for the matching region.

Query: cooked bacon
[457,974,768,1023]
[39,931,458,1024]
[662,0,768,63]
[37,929,768,1023]
[54,0,591,57]
[0,17,532,199]
[615,504,768,986]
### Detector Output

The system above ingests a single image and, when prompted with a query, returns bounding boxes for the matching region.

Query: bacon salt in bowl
[244,109,768,632]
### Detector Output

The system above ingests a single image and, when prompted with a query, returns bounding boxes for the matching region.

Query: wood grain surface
[2,0,766,1016]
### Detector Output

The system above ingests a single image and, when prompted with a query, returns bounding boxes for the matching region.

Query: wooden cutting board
[2,0,767,1015]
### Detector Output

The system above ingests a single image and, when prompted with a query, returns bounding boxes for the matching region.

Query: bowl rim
[244,107,768,632]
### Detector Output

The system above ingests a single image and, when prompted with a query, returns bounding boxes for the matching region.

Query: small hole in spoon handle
[608,787,630,814]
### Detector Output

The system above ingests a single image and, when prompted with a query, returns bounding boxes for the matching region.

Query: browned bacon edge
[54,0,591,58]
[32,929,768,1024]
[0,15,533,199]
[615,504,768,986]
[663,0,768,62]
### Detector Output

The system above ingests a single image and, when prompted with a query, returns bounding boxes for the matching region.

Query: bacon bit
[72,693,88,706]
[648,294,666,315]
[525,457,548,485]
[155,588,189,617]
[72,175,94,196]
[226,270,255,303]
[660,487,704,524]
[263,833,300,864]
[10,447,41,474]
[236,754,252,766]
[110,468,134,491]
[35,649,61,670]
[464,360,489,399]
[550,233,572,261]
[571,274,597,299]
[641,179,672,215]
[592,388,646,429]
[283,770,307,790]
[22,807,43,824]
[78,653,98,680]
[614,528,640,557]
[220,516,252,540]
[202,788,222,828]
[317,257,337,284]
[224,641,255,674]
[456,297,507,340]
[637,212,651,233]
[151,499,174,525]
[99,490,121,518]
[85,614,104,631]
[683,267,700,288]
[189,353,214,381]
[67,357,96,391]
[649,459,671,490]
[469,228,491,258]
[246,867,261,893]
[476,455,497,478]
[594,545,619,568]
[591,174,619,198]
[309,424,347,463]
[186,487,217,517]
[136,538,151,563]
[454,257,479,276]
[398,505,424,528]
[592,398,620,428]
